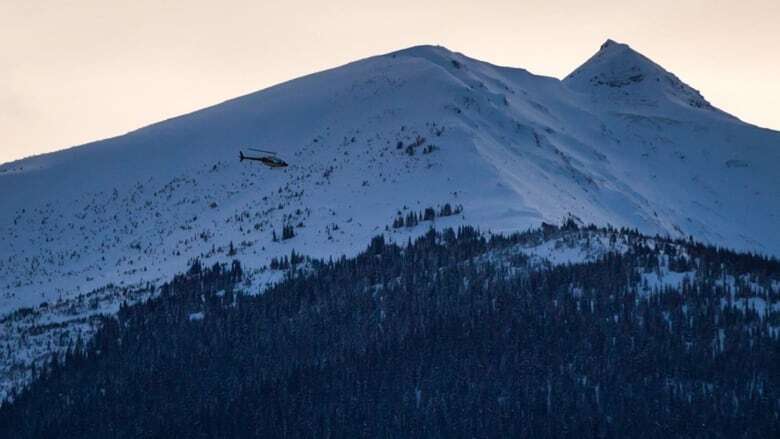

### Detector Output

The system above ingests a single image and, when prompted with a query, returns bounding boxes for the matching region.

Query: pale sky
[1,0,779,164]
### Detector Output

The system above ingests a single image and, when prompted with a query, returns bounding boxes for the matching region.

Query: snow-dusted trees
[392,204,463,228]
[282,224,295,240]
[1,225,778,437]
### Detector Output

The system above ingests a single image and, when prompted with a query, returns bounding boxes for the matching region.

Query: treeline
[0,224,778,438]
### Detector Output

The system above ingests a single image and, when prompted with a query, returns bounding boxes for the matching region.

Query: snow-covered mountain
[2,39,779,318]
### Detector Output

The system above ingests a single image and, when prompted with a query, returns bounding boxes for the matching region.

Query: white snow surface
[1,40,779,318]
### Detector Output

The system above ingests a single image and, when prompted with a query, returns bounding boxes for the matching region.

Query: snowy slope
[1,40,779,318]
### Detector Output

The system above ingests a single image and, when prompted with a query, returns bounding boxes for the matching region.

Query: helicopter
[239,148,289,168]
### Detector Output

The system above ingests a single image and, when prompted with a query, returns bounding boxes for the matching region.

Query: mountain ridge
[1,40,778,318]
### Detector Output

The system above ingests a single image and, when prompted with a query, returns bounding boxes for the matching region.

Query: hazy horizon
[2,0,779,164]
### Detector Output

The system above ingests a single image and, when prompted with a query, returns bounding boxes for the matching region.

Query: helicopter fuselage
[240,151,288,168]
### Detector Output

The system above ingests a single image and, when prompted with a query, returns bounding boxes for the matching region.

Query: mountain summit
[1,41,778,316]
[564,39,720,114]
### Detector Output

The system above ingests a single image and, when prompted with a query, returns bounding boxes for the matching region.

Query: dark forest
[2,225,778,438]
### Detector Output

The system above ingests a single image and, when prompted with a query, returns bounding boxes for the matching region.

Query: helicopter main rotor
[247,148,278,156]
